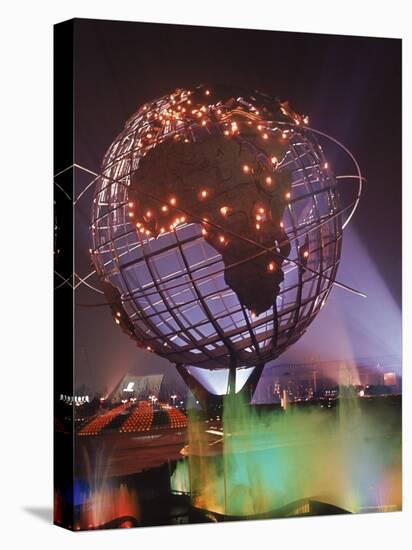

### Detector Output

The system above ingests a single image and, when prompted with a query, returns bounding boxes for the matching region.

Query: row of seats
[78,403,129,435]
[161,404,188,429]
[120,401,154,433]
[77,401,188,435]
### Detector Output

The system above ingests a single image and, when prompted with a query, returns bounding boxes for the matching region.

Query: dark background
[71,19,401,394]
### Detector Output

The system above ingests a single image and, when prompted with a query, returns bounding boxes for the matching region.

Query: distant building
[252,357,401,404]
[109,374,164,403]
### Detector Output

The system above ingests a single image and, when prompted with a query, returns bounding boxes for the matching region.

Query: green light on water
[171,393,401,517]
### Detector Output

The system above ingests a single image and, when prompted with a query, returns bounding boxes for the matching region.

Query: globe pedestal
[176,359,265,407]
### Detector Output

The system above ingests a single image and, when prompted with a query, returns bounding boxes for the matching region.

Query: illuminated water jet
[171,393,401,517]
[78,483,140,530]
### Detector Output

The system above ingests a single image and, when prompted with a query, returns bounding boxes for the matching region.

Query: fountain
[172,389,401,518]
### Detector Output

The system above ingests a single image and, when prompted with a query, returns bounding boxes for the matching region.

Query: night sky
[71,19,401,394]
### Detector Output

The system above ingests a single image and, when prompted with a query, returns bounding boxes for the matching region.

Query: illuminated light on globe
[90,85,362,399]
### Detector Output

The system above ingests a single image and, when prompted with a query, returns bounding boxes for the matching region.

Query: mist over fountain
[172,388,401,517]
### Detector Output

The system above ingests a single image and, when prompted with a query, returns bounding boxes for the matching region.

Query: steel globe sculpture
[91,86,362,400]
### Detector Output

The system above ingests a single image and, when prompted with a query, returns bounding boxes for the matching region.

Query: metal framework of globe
[90,86,362,399]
